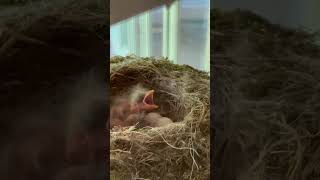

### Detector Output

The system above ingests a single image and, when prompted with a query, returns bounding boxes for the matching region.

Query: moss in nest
[110,56,210,180]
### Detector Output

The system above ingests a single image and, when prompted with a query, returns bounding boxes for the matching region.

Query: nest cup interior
[110,65,187,123]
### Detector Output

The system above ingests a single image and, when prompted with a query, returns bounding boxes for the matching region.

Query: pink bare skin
[110,89,159,128]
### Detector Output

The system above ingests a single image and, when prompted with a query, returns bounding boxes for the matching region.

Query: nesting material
[110,56,210,179]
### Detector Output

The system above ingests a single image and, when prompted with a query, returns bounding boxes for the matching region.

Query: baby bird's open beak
[131,90,159,113]
[142,90,159,110]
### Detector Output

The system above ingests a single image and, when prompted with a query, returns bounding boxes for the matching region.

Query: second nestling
[110,84,173,129]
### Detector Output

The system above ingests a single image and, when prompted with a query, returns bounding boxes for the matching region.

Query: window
[110,0,210,72]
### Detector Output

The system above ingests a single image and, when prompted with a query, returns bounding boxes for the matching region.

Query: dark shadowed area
[211,9,320,180]
[0,1,108,179]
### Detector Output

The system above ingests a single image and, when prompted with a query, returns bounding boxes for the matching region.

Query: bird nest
[110,56,210,179]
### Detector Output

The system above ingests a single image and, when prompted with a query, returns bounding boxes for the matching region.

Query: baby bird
[110,85,159,128]
[143,112,173,127]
